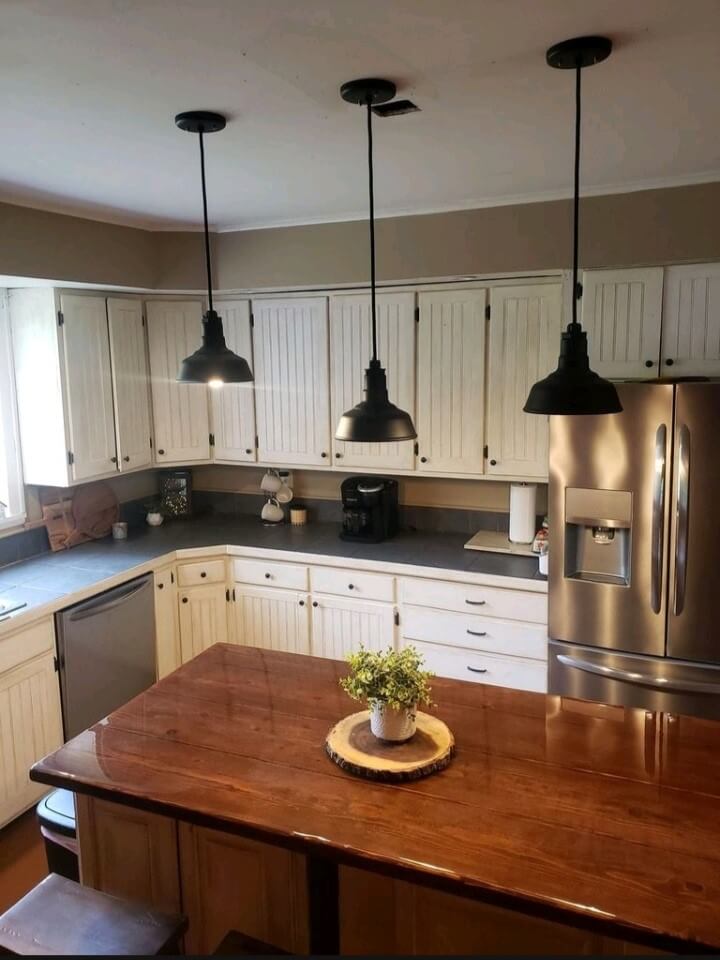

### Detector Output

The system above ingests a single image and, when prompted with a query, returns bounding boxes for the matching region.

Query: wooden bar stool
[0,874,186,956]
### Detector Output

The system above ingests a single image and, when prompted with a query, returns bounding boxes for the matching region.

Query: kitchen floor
[0,810,47,913]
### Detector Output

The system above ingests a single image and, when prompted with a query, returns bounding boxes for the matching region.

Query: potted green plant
[340,646,433,742]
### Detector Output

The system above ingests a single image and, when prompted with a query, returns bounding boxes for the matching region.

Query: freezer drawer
[548,640,720,720]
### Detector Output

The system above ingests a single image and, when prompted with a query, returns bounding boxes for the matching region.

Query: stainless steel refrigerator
[548,381,720,718]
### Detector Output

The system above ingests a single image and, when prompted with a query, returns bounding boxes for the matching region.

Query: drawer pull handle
[182,597,188,604]
[466,629,487,637]
[465,599,486,606]
[265,572,272,579]
[200,571,207,578]
[467,666,488,674]
[157,583,164,590]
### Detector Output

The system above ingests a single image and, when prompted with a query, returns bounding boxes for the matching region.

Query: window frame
[0,290,26,531]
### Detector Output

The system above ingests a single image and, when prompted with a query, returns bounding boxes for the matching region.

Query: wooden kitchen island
[30,644,720,955]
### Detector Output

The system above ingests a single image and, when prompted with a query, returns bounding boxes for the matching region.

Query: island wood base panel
[75,796,667,956]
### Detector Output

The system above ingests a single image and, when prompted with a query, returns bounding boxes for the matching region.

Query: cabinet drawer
[408,640,547,694]
[0,618,55,675]
[402,606,547,661]
[177,559,226,587]
[311,566,395,602]
[399,577,547,624]
[232,558,308,591]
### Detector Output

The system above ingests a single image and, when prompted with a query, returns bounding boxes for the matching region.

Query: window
[0,291,25,529]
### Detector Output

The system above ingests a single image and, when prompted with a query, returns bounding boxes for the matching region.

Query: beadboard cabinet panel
[581,268,664,379]
[212,300,256,462]
[146,300,210,463]
[416,290,486,474]
[178,583,228,663]
[59,294,117,481]
[107,298,153,472]
[253,298,330,465]
[231,586,311,654]
[0,651,63,829]
[154,566,180,680]
[662,263,720,375]
[310,596,395,660]
[330,293,416,470]
[486,284,563,478]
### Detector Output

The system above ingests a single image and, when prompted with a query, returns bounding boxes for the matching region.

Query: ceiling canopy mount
[546,36,612,70]
[340,78,396,106]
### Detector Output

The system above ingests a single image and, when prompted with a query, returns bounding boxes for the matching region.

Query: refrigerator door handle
[67,578,149,622]
[673,423,691,617]
[650,424,667,614]
[557,653,720,695]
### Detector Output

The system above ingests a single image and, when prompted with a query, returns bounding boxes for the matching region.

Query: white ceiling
[1,0,719,231]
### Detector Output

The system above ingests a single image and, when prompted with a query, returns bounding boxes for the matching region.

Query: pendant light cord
[571,61,581,328]
[366,100,378,362]
[198,128,214,313]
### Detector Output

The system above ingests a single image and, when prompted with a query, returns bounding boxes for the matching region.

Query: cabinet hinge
[67,450,74,465]
[141,312,146,327]
[483,444,488,459]
[209,433,215,447]
[53,656,59,673]
[575,280,583,300]
[414,441,419,455]
[250,311,255,328]
[414,306,420,323]
[232,587,236,601]
[170,570,174,584]
[485,303,491,320]
[57,310,64,326]
[149,436,153,449]
[226,588,230,602]
[255,435,259,448]
[394,611,400,627]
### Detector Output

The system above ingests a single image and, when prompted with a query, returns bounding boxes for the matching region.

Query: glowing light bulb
[208,378,224,390]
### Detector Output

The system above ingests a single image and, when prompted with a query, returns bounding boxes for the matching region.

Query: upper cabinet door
[59,294,117,481]
[416,290,486,474]
[662,263,720,376]
[485,284,562,479]
[211,300,256,462]
[146,300,210,464]
[581,268,664,379]
[107,299,152,472]
[330,292,416,470]
[253,298,330,465]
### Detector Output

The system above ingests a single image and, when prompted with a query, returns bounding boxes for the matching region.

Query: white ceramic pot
[146,511,163,527]
[369,702,417,742]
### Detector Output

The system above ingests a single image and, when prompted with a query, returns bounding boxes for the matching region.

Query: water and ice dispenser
[563,488,632,586]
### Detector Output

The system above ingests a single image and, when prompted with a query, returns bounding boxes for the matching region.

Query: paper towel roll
[509,483,537,544]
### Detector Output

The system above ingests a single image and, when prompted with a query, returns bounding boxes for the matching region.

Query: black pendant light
[335,79,417,443]
[524,38,621,416]
[175,111,253,386]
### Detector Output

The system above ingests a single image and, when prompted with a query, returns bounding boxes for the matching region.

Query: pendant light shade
[335,79,417,443]
[175,111,253,385]
[524,37,621,417]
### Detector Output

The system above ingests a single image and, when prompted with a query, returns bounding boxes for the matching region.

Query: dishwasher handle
[67,577,151,622]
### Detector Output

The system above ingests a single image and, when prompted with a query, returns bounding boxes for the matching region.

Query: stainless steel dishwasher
[55,574,156,740]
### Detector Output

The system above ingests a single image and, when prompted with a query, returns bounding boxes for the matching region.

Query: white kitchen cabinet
[253,298,330,465]
[0,618,63,828]
[9,289,152,486]
[416,290,486,474]
[146,300,210,464]
[310,595,395,660]
[485,283,563,478]
[107,298,153,472]
[231,586,310,654]
[662,263,720,375]
[178,583,229,663]
[581,268,663,379]
[330,293,416,471]
[212,300,256,462]
[154,565,180,679]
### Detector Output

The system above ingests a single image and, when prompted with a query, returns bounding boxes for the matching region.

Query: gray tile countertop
[0,516,544,621]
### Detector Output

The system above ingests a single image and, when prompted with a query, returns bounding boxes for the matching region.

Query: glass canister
[159,469,192,519]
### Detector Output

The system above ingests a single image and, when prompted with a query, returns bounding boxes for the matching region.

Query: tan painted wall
[155,181,720,291]
[191,465,548,516]
[0,203,157,288]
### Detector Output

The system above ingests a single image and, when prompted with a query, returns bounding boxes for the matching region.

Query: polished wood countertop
[31,644,720,950]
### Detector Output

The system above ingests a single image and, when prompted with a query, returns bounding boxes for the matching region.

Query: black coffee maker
[340,477,399,543]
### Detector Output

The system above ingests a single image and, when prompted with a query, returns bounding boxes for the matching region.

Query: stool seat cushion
[0,874,185,956]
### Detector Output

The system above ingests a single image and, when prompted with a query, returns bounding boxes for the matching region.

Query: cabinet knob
[110,456,117,464]
[158,449,165,455]
[299,600,305,607]
[123,455,130,462]
[321,451,328,459]
[490,459,497,466]
[348,583,354,590]
[645,360,654,368]
[420,456,428,464]
[182,597,188,604]
[665,358,675,367]
[157,583,164,590]
[245,448,252,455]
[335,452,342,459]
[200,571,207,578]
[265,572,272,579]
[312,601,319,608]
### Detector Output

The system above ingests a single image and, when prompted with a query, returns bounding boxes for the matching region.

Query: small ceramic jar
[146,511,164,527]
[369,702,417,742]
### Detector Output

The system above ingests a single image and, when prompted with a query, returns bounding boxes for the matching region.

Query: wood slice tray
[325,710,455,782]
